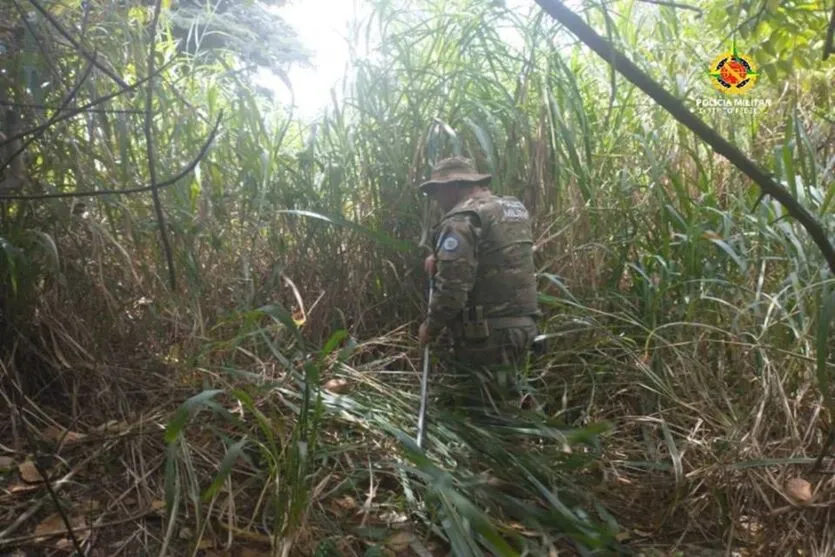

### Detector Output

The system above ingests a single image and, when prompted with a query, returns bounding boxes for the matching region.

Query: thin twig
[721,0,769,45]
[0,101,146,114]
[159,76,211,125]
[636,0,702,14]
[0,113,222,200]
[9,0,67,92]
[79,0,93,41]
[0,498,47,543]
[0,62,94,173]
[7,403,85,555]
[31,458,86,556]
[145,0,175,291]
[0,440,119,542]
[0,58,176,149]
[0,503,167,547]
[26,0,130,90]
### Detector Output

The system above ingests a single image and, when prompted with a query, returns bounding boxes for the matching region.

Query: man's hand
[419,320,430,345]
[424,254,436,277]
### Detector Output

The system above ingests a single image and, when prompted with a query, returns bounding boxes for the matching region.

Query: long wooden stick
[417,280,434,449]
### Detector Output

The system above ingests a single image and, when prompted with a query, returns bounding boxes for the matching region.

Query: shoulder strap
[443,195,493,224]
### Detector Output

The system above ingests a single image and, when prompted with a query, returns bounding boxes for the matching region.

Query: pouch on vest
[462,306,490,341]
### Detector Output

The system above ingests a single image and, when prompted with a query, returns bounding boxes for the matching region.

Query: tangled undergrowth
[4,248,835,556]
[2,0,835,555]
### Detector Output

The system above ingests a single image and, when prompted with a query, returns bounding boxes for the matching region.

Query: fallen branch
[0,503,166,547]
[0,432,118,544]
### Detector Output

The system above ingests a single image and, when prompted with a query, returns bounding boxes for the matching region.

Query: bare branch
[0,113,223,200]
[0,101,146,114]
[636,0,702,15]
[0,58,176,149]
[10,0,67,92]
[143,0,176,292]
[26,0,130,90]
[6,381,86,556]
[1,62,95,173]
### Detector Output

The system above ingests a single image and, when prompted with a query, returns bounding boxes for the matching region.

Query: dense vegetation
[1,0,833,555]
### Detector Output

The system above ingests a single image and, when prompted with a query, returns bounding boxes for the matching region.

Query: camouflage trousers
[435,322,538,414]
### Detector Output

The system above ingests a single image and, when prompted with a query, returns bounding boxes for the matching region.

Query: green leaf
[776,59,793,75]
[434,118,462,156]
[762,62,777,82]
[28,230,60,272]
[821,180,835,214]
[164,389,225,444]
[231,388,281,458]
[321,329,349,358]
[278,210,411,252]
[201,438,248,502]
[539,273,577,302]
[446,490,519,556]
[780,118,797,198]
[163,442,181,516]
[255,302,301,342]
[463,116,496,173]
[257,328,292,368]
[362,545,385,557]
[707,237,747,273]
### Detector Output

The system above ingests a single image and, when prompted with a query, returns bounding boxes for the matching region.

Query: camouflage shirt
[426,190,539,337]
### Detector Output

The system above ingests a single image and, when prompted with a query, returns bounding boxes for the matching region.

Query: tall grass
[1,0,834,554]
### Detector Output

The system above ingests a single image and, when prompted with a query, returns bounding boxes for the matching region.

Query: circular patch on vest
[442,236,459,251]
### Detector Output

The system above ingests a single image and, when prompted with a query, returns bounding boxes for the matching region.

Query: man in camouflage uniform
[417,156,540,411]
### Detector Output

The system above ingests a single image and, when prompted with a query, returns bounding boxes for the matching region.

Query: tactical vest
[441,193,540,321]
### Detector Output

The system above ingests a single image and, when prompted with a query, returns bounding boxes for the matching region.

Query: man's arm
[423,213,480,340]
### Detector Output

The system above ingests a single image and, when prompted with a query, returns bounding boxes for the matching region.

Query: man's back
[438,191,539,320]
[416,157,540,410]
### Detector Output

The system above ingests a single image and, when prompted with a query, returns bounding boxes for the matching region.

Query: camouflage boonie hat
[418,156,492,194]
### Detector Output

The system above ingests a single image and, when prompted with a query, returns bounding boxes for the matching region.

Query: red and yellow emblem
[708,44,758,95]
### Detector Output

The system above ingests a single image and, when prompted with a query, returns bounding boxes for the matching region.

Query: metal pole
[416,279,433,449]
